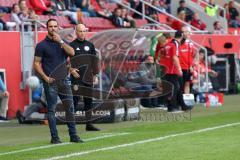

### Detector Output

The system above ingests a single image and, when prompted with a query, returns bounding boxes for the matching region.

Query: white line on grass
[41,122,240,160]
[0,132,130,156]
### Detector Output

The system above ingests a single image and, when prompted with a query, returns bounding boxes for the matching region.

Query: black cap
[174,30,183,39]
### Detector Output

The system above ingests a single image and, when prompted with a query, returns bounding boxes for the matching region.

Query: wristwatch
[60,40,64,45]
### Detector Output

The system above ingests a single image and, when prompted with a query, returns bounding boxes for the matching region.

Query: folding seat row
[82,17,116,32]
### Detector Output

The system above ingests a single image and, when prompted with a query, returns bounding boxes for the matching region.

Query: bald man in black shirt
[70,24,100,131]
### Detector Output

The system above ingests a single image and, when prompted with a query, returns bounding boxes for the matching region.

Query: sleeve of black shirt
[35,43,44,58]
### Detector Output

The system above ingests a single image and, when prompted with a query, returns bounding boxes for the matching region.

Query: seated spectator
[18,7,33,31]
[19,0,29,13]
[228,1,240,28]
[16,82,46,124]
[132,0,143,19]
[129,55,156,85]
[213,21,226,34]
[129,0,139,10]
[190,12,206,30]
[171,10,186,30]
[110,8,123,27]
[0,12,7,31]
[0,5,11,30]
[146,0,160,22]
[127,55,160,107]
[0,6,11,13]
[0,76,9,121]
[177,0,194,22]
[10,3,22,26]
[94,0,113,19]
[55,0,78,24]
[75,0,97,17]
[220,3,230,18]
[29,0,56,15]
[64,0,79,12]
[121,8,135,28]
[205,0,218,17]
[159,0,167,12]
[165,0,171,13]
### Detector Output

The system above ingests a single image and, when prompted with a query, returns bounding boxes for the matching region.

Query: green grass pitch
[0,95,240,160]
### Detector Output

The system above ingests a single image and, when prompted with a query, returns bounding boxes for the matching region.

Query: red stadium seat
[191,0,207,8]
[228,28,240,35]
[105,3,117,12]
[1,14,11,22]
[158,14,168,24]
[135,19,148,28]
[0,0,18,7]
[82,17,116,32]
[48,15,74,28]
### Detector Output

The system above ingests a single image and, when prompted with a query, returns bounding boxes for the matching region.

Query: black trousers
[163,74,186,111]
[73,83,93,125]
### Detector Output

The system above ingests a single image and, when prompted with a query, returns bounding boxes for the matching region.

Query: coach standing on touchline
[34,18,82,144]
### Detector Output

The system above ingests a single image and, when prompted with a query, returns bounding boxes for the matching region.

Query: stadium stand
[1,13,10,22]
[82,17,116,32]
[1,0,240,119]
[0,0,18,7]
[48,15,74,28]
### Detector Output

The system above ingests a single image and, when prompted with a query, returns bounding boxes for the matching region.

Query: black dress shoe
[86,124,100,131]
[0,116,8,121]
[50,137,62,144]
[182,105,193,111]
[16,110,25,124]
[70,135,84,143]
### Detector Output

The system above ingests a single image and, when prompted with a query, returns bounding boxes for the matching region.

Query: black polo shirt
[35,36,68,79]
[70,39,99,84]
[70,39,96,56]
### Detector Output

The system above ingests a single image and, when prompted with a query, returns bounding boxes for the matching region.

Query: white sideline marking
[41,122,240,160]
[0,133,130,156]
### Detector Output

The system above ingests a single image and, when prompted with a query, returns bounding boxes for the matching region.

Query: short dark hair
[18,0,26,5]
[199,48,205,54]
[46,18,58,27]
[174,30,183,39]
[12,3,18,10]
[179,0,185,4]
[213,21,219,27]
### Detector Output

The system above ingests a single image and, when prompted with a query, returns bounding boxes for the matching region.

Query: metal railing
[19,19,47,90]
[113,0,208,33]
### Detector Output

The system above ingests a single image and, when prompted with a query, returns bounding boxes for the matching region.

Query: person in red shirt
[155,35,167,66]
[29,0,54,15]
[161,30,190,112]
[155,33,172,68]
[171,10,186,30]
[190,13,206,30]
[179,26,194,94]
